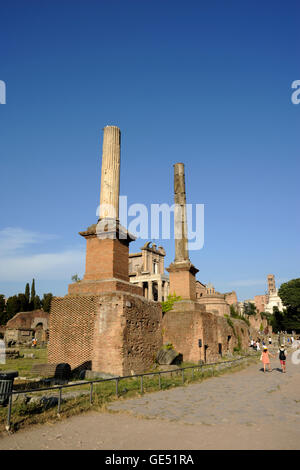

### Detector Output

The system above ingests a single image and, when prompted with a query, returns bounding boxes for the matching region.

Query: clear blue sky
[0,0,299,301]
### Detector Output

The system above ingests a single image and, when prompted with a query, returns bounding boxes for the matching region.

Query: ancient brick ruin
[49,126,261,376]
[48,126,162,375]
[5,310,49,347]
[162,162,252,363]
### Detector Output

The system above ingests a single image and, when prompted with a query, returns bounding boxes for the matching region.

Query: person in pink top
[261,347,275,372]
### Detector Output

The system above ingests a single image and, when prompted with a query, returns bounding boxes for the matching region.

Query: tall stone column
[167,162,198,300]
[164,281,169,299]
[148,280,153,300]
[174,163,189,262]
[157,280,162,302]
[99,126,121,220]
[68,124,141,296]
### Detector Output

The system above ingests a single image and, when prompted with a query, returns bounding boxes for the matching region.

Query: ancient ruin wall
[48,296,98,371]
[92,292,162,376]
[162,307,251,364]
[49,292,162,376]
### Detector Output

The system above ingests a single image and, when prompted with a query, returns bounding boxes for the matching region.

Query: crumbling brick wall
[92,292,162,376]
[49,292,162,376]
[163,306,251,364]
[48,296,98,371]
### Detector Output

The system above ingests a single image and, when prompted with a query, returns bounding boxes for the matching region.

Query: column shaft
[174,163,189,262]
[99,126,121,219]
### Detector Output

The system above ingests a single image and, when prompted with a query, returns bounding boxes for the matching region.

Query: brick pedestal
[167,260,199,300]
[68,221,142,296]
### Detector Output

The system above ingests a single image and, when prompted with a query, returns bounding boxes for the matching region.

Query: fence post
[182,369,184,384]
[115,378,119,397]
[90,382,93,405]
[192,367,194,380]
[158,373,161,390]
[57,387,62,416]
[6,393,12,432]
[140,375,143,394]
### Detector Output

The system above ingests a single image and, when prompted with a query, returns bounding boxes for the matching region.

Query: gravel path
[0,354,299,450]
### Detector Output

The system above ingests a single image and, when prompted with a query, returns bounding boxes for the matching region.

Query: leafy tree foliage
[0,295,5,313]
[278,278,300,332]
[30,278,36,305]
[161,294,182,314]
[25,283,30,305]
[71,274,81,282]
[0,281,53,324]
[41,293,53,313]
[243,301,257,316]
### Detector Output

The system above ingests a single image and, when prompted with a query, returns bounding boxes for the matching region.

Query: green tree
[5,295,20,320]
[17,293,29,312]
[278,279,300,332]
[278,278,300,310]
[41,293,53,313]
[243,302,257,316]
[25,283,30,307]
[33,295,41,310]
[0,295,7,325]
[71,274,81,282]
[30,278,36,305]
[161,294,182,314]
[0,295,5,313]
[269,306,285,333]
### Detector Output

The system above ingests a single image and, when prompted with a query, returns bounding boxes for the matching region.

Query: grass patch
[0,347,47,378]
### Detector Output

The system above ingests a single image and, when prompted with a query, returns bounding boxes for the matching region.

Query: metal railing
[3,353,258,431]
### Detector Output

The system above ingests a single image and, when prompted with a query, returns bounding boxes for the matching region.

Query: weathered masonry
[48,126,162,375]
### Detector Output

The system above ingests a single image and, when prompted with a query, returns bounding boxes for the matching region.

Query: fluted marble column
[99,126,121,220]
[174,163,189,262]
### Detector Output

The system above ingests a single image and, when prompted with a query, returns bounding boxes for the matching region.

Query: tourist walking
[260,347,275,373]
[268,336,272,345]
[278,345,287,373]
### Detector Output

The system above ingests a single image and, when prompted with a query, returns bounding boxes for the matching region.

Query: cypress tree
[33,295,41,310]
[30,279,36,305]
[25,283,30,308]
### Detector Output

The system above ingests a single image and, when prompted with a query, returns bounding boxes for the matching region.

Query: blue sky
[0,0,299,301]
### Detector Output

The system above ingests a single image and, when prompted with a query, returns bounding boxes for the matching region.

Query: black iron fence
[3,353,259,431]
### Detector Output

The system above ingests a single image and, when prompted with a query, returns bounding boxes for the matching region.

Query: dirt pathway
[1,355,300,450]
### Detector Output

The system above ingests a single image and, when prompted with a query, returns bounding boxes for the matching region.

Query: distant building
[254,294,268,314]
[129,242,169,301]
[196,281,231,317]
[4,310,49,347]
[248,274,284,314]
